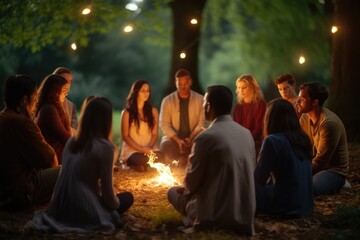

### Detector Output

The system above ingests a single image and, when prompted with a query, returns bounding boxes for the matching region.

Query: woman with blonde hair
[33,97,133,233]
[233,74,266,159]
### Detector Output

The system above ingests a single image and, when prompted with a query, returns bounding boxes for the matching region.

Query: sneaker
[343,180,351,189]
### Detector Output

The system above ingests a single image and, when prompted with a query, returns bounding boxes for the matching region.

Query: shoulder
[39,103,57,114]
[93,138,114,152]
[258,99,267,107]
[190,90,203,100]
[152,107,158,115]
[122,109,129,115]
[66,98,75,107]
[264,133,286,143]
[320,108,345,131]
[163,92,177,101]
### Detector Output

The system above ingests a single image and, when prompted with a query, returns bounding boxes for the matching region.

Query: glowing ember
[146,152,179,187]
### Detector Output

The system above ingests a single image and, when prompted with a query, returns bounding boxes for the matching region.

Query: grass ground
[1,132,359,239]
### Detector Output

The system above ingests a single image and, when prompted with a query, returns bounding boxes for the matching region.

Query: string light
[82,7,91,15]
[190,18,198,25]
[123,25,133,33]
[71,43,77,50]
[180,51,186,59]
[331,25,338,33]
[125,3,138,11]
[299,55,305,64]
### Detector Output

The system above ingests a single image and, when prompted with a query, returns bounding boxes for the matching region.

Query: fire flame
[146,152,179,187]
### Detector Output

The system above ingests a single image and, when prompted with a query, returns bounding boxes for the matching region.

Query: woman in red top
[35,74,71,164]
[233,74,266,161]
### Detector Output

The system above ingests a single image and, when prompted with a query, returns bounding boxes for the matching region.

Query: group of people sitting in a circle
[0,68,349,235]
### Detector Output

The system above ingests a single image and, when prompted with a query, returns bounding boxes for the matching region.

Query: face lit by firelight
[137,83,150,103]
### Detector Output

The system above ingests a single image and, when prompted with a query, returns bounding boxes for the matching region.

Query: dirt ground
[1,146,360,240]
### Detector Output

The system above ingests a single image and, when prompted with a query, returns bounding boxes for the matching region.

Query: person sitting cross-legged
[0,75,60,212]
[168,85,256,235]
[32,97,133,233]
[255,98,314,218]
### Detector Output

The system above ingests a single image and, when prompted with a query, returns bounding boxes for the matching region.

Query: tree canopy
[1,0,330,109]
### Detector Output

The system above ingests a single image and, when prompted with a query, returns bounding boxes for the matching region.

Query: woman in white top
[120,80,163,172]
[32,97,133,233]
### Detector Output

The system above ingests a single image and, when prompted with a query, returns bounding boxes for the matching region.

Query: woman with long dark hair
[35,74,71,163]
[120,80,162,172]
[33,97,133,232]
[255,98,313,218]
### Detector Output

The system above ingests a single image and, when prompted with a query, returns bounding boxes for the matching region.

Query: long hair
[124,80,155,131]
[53,67,73,81]
[263,98,311,159]
[35,74,70,130]
[70,97,113,153]
[236,74,264,104]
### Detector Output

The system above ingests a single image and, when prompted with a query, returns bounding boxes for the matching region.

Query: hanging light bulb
[123,25,133,33]
[71,43,77,50]
[299,55,305,64]
[190,18,198,25]
[82,7,91,15]
[331,25,338,33]
[180,51,186,59]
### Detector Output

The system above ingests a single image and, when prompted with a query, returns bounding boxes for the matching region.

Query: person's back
[32,97,133,233]
[37,138,120,230]
[256,134,313,217]
[0,75,59,211]
[255,99,313,218]
[188,117,255,233]
[168,85,256,235]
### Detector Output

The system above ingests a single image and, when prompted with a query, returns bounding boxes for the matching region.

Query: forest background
[0,0,344,144]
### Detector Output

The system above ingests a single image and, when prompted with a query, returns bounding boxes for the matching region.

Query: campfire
[145,152,180,187]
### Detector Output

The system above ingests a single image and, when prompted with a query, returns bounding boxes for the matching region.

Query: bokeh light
[82,8,91,15]
[299,55,305,64]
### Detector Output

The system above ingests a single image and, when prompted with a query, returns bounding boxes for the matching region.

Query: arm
[99,142,120,210]
[37,105,71,145]
[69,101,78,130]
[159,97,186,151]
[184,134,210,194]
[254,137,275,185]
[121,110,151,154]
[147,107,159,148]
[159,96,177,139]
[312,121,342,174]
[65,98,78,132]
[20,119,58,168]
[252,100,266,141]
[188,93,205,142]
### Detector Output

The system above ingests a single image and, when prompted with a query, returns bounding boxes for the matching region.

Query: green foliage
[149,206,182,227]
[328,194,360,229]
[0,0,130,52]
[200,0,330,91]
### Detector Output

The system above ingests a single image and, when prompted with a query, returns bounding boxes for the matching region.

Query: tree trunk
[328,0,360,142]
[165,0,207,96]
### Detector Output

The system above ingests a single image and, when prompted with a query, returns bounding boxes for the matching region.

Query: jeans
[32,166,61,205]
[313,170,345,195]
[167,187,187,216]
[116,192,134,214]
